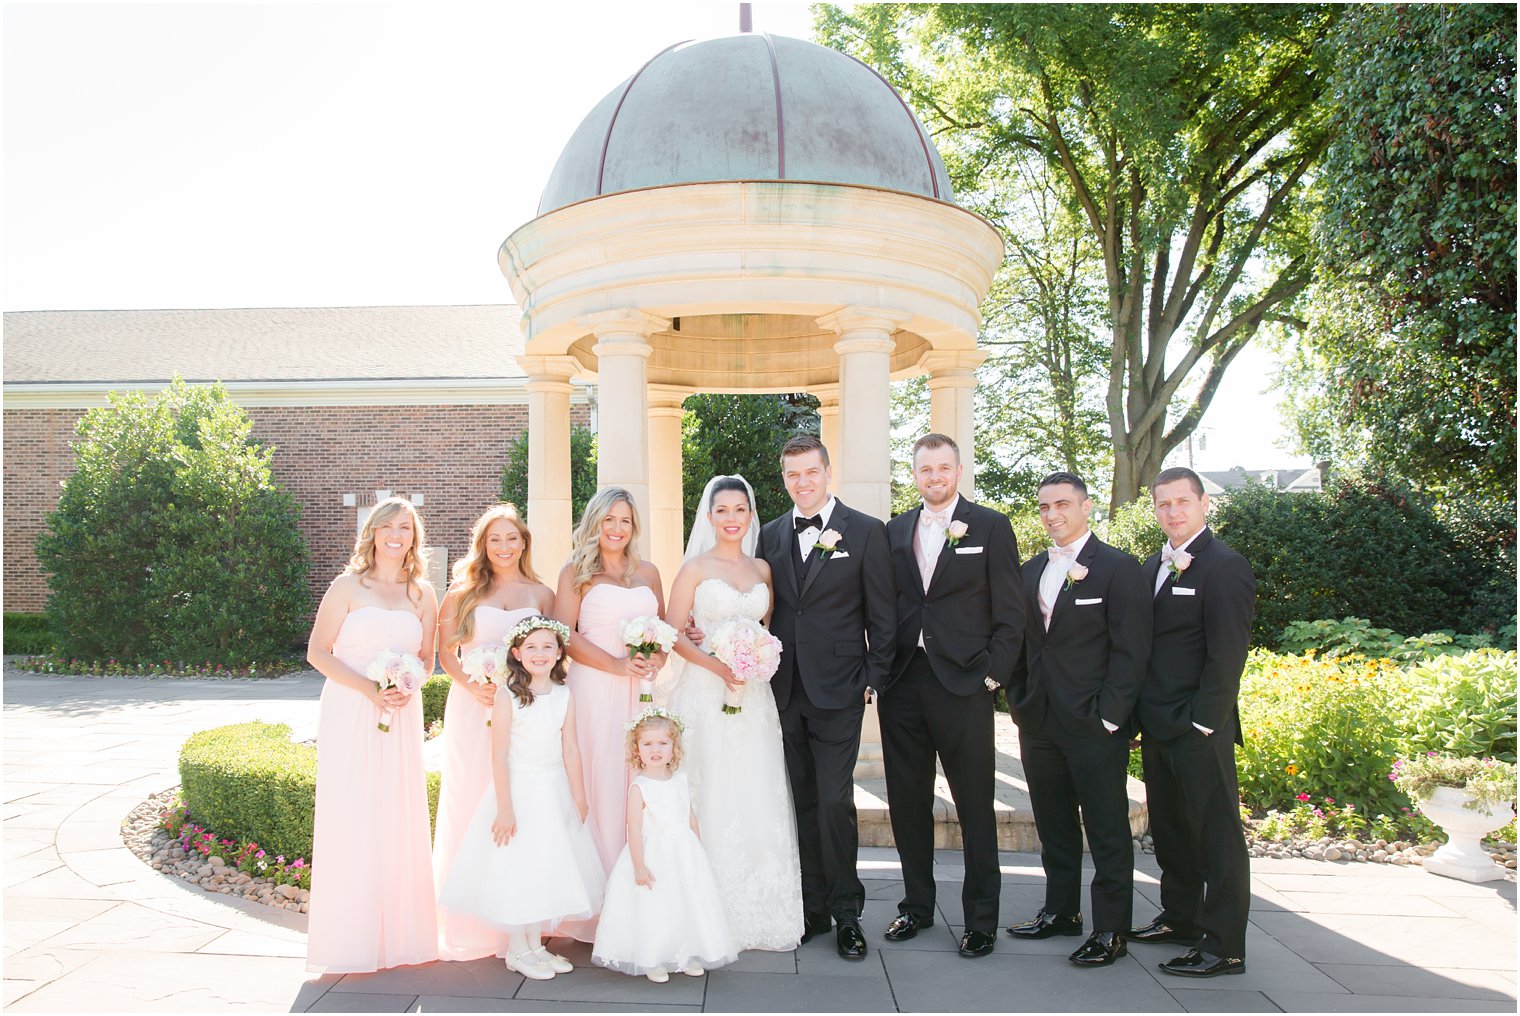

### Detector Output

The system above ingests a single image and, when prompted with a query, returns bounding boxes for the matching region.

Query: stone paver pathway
[4,666,1515,1012]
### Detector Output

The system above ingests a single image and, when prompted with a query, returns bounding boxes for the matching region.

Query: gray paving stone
[1316,963,1517,1002]
[704,968,896,1012]
[1250,911,1515,969]
[1130,929,1349,995]
[723,948,796,973]
[413,999,702,1013]
[1262,990,1517,1012]
[44,901,225,953]
[1167,988,1281,1011]
[6,950,310,1012]
[306,991,418,1012]
[514,962,706,1005]
[1276,890,1463,918]
[327,958,523,998]
[882,949,1182,1012]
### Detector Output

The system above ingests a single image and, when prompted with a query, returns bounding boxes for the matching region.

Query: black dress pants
[780,677,866,921]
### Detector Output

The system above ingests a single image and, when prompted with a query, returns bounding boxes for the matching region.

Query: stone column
[519,355,580,571]
[819,308,909,522]
[587,310,668,557]
[647,384,690,587]
[923,347,987,499]
[812,383,842,486]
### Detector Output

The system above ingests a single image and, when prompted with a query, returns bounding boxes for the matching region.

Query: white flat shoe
[504,949,556,981]
[533,945,574,974]
[683,961,705,976]
[646,966,670,983]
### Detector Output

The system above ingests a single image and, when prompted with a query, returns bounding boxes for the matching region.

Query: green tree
[682,394,819,534]
[819,3,1339,509]
[499,425,599,525]
[1283,3,1516,497]
[36,379,309,664]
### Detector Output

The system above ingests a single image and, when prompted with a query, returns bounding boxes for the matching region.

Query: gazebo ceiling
[538,33,953,214]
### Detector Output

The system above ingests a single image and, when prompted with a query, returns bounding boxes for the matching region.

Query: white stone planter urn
[1415,785,1510,883]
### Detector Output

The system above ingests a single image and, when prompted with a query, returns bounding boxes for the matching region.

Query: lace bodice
[691,578,769,631]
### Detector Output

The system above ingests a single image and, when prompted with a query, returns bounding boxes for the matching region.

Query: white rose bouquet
[623,615,678,702]
[461,643,511,726]
[366,650,427,733]
[707,618,783,715]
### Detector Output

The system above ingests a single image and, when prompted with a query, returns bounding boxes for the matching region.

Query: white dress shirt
[793,496,838,561]
[1156,529,1213,736]
[914,495,959,647]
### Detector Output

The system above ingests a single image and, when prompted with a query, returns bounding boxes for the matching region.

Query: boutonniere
[813,528,843,558]
[944,520,969,547]
[1166,549,1193,579]
[1063,562,1089,591]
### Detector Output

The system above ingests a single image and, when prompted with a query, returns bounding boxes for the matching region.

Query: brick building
[2,305,592,614]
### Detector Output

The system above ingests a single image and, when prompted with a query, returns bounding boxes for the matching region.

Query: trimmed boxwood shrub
[422,674,451,727]
[178,721,441,865]
[4,613,54,655]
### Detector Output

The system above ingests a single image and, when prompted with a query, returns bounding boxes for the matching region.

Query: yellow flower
[1285,764,1299,775]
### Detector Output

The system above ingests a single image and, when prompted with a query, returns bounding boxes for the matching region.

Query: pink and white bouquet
[461,643,511,726]
[366,650,427,733]
[624,615,678,702]
[708,618,783,715]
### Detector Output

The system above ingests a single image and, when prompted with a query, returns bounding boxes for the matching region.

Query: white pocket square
[953,546,984,555]
[1074,597,1103,605]
[828,550,850,559]
[1171,586,1196,596]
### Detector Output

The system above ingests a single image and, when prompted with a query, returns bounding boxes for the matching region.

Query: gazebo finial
[739,3,752,33]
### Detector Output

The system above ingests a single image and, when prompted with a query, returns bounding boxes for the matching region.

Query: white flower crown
[507,616,572,646]
[625,705,685,734]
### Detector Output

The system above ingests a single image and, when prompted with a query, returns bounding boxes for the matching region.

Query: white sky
[1,0,1305,470]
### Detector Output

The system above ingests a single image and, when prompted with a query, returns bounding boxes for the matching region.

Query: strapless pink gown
[558,582,659,942]
[432,604,538,961]
[306,607,438,973]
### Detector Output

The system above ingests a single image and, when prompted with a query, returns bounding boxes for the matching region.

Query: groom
[758,434,896,960]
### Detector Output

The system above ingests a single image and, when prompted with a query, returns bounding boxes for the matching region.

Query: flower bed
[16,655,304,679]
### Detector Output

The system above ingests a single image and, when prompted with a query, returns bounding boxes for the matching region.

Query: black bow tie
[795,514,823,534]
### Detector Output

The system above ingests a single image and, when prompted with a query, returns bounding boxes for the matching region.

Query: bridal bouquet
[624,615,678,702]
[708,618,783,715]
[366,650,427,733]
[461,643,511,727]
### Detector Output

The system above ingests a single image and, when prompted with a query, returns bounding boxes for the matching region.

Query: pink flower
[1064,563,1089,590]
[395,668,420,695]
[944,521,969,546]
[1167,549,1193,577]
[1296,793,1311,802]
[814,528,843,553]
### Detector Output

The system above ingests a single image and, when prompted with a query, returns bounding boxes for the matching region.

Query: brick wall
[2,402,590,616]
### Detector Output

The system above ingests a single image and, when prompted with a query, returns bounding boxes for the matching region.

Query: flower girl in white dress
[591,709,738,982]
[440,617,604,981]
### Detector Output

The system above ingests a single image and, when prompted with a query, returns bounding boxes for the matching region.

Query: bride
[663,475,804,952]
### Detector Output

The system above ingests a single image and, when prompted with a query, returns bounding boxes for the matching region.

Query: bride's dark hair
[707,476,752,510]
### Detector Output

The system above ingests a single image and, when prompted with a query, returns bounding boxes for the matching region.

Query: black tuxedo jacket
[885,498,1024,697]
[1008,535,1150,738]
[758,499,896,712]
[1137,527,1256,743]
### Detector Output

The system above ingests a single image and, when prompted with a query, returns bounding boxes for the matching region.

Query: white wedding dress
[667,577,804,951]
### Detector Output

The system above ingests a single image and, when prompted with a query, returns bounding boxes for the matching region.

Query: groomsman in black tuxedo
[880,433,1024,958]
[1005,472,1150,968]
[757,434,896,960]
[1129,467,1256,978]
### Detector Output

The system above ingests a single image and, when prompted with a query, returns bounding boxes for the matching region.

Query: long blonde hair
[447,504,539,649]
[569,487,641,593]
[345,497,428,603]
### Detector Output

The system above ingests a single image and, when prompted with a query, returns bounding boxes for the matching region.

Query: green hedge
[179,721,441,864]
[423,674,451,727]
[4,613,54,655]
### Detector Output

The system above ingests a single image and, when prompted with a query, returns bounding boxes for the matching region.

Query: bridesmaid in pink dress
[306,496,440,973]
[552,487,667,940]
[432,503,554,961]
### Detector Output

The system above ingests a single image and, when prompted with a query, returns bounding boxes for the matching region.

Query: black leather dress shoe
[800,911,831,944]
[884,913,933,942]
[1005,909,1084,939]
[836,918,868,959]
[1069,931,1127,967]
[958,930,996,957]
[1128,916,1201,944]
[1158,947,1244,978]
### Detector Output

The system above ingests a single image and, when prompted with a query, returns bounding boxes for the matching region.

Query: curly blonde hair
[447,504,538,649]
[345,497,428,603]
[569,487,641,593]
[625,714,684,772]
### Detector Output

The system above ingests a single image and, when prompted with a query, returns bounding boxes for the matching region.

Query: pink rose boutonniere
[1166,549,1193,579]
[813,528,843,558]
[944,521,969,547]
[1063,562,1089,591]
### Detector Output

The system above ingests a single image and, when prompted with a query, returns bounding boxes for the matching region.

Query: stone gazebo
[502,31,1003,577]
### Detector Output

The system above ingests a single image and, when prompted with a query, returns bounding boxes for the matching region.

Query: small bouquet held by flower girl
[366,650,426,732]
[707,619,783,715]
[461,643,511,726]
[624,615,678,702]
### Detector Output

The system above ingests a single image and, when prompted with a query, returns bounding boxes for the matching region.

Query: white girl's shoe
[682,961,705,976]
[505,949,556,981]
[533,945,574,974]
[646,966,670,983]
